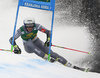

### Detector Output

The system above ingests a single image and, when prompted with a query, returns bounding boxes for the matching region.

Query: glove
[44,37,52,47]
[50,57,56,63]
[14,45,21,54]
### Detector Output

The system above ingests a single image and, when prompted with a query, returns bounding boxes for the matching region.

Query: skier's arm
[9,29,21,54]
[37,24,50,37]
[37,24,51,46]
[9,29,21,45]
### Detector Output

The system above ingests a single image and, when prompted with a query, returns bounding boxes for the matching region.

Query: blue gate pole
[48,11,55,61]
[11,1,20,52]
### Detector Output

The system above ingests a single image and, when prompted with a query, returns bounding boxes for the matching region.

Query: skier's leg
[23,40,47,58]
[33,38,70,66]
[31,38,89,71]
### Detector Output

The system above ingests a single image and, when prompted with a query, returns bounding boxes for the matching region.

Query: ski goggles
[25,23,34,28]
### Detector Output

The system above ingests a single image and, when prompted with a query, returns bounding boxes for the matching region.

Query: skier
[9,17,89,72]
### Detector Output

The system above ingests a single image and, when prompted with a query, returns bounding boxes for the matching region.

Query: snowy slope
[0,52,100,78]
[0,0,100,78]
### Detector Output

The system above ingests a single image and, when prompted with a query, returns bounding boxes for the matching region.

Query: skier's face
[26,27,33,32]
[25,23,34,32]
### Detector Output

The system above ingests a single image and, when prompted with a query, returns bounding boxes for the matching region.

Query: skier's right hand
[14,45,21,54]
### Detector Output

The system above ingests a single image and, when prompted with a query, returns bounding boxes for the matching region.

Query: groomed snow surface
[0,52,100,78]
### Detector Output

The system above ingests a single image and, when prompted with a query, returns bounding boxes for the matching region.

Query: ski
[73,66,89,72]
[48,58,89,72]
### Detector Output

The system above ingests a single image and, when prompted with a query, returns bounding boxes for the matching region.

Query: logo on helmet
[27,20,32,22]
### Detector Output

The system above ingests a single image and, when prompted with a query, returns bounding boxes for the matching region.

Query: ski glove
[14,45,21,54]
[44,37,52,47]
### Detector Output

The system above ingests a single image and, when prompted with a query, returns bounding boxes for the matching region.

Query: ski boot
[43,54,56,63]
[64,62,74,68]
[43,54,48,60]
[50,58,56,63]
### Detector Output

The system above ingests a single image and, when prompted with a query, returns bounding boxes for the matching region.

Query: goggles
[25,23,34,28]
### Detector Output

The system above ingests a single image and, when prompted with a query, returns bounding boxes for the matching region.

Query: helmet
[23,17,35,28]
[23,17,35,24]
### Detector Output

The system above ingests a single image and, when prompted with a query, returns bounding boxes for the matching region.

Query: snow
[0,0,100,78]
[0,52,100,78]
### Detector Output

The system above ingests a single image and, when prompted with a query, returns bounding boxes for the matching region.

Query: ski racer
[9,17,89,71]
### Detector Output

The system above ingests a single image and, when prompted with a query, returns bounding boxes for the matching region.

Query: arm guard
[36,24,51,40]
[9,29,21,46]
[9,37,17,46]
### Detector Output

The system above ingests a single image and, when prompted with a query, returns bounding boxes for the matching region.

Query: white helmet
[23,17,35,24]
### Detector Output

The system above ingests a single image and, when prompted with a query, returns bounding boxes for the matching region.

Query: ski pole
[52,45,90,54]
[0,49,14,52]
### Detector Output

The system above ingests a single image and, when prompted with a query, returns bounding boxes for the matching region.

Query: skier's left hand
[44,37,52,47]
